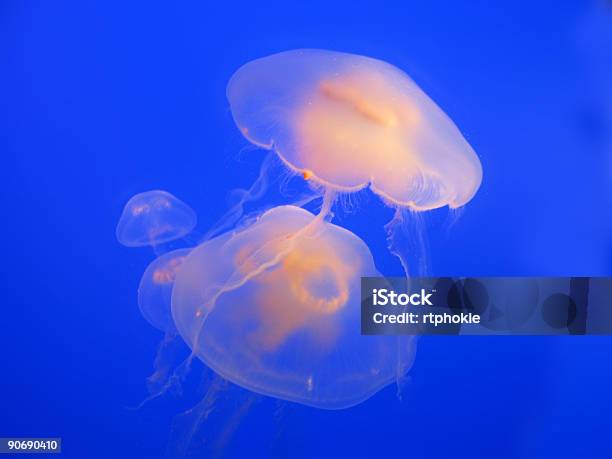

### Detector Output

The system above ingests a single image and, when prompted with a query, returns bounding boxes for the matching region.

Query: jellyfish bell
[227,49,482,211]
[138,248,191,332]
[116,190,197,247]
[171,205,415,409]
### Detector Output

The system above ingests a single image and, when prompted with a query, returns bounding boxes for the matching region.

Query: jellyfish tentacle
[385,207,430,278]
[129,351,195,410]
[385,209,410,277]
[395,335,418,401]
[164,376,226,459]
[203,153,276,241]
[145,331,180,395]
[203,152,325,244]
[211,394,259,458]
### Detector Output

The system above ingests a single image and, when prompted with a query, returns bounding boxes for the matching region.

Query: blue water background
[1,1,611,457]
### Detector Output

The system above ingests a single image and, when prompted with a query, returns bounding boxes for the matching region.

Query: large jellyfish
[172,205,415,409]
[227,49,482,273]
[116,190,197,248]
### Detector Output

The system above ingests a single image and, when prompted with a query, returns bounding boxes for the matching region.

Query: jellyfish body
[227,49,482,210]
[116,190,197,247]
[171,205,415,409]
[138,248,191,332]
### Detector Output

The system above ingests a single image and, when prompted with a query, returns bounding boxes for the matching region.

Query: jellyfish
[118,50,484,456]
[138,248,191,332]
[116,190,197,248]
[227,49,482,273]
[171,205,416,409]
[116,191,197,397]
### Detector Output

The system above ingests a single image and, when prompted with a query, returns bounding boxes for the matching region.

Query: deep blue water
[2,1,611,458]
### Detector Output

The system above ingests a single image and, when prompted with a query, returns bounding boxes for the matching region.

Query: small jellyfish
[227,49,482,273]
[138,248,191,332]
[172,205,415,409]
[116,190,197,248]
